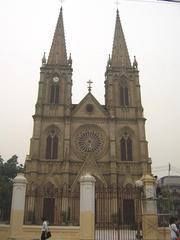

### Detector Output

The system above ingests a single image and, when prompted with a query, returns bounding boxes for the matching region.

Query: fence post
[80,174,96,240]
[142,174,158,240]
[8,173,27,240]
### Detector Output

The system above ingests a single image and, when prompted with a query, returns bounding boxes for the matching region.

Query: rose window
[73,125,108,159]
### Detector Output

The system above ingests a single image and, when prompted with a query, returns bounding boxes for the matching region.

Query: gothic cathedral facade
[24,7,151,224]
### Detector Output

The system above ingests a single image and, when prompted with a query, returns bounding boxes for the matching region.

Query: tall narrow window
[50,84,59,104]
[127,137,132,161]
[120,87,124,106]
[46,131,58,159]
[120,86,129,106]
[121,137,126,161]
[124,87,129,105]
[120,134,133,161]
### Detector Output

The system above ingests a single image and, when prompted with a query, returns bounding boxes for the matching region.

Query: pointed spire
[47,7,68,65]
[111,9,131,68]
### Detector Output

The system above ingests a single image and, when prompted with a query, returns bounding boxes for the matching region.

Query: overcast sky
[0,0,180,177]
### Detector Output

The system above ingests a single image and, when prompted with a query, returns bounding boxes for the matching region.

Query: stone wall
[0,225,79,240]
[158,227,170,240]
[0,225,10,239]
[0,225,170,240]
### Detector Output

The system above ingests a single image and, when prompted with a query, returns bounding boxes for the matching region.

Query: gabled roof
[72,92,109,118]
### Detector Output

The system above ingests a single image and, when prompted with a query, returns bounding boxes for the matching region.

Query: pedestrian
[41,217,51,240]
[169,217,179,240]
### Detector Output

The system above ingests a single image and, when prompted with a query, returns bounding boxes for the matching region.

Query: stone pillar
[141,174,158,240]
[9,173,27,240]
[80,174,96,240]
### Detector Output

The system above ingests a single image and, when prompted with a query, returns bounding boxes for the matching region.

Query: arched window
[120,134,133,161]
[120,86,129,106]
[46,130,58,159]
[50,84,59,104]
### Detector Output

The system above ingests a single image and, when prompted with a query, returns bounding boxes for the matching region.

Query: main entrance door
[95,185,142,240]
[43,197,55,224]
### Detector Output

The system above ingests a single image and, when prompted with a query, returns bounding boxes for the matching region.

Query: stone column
[80,174,96,240]
[141,174,158,240]
[9,173,27,240]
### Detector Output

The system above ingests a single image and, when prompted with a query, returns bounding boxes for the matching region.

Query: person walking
[41,217,51,240]
[169,217,179,240]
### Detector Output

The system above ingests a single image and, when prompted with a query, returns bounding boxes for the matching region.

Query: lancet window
[50,84,59,104]
[45,130,58,159]
[120,133,133,161]
[120,86,129,106]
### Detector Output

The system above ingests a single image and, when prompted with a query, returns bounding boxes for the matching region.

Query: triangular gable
[72,93,108,118]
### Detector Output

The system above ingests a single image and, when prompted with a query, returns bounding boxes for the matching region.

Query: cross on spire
[87,80,93,92]
[47,2,67,65]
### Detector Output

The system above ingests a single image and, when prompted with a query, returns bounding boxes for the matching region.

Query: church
[24,6,151,225]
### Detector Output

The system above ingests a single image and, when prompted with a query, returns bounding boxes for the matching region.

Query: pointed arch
[42,182,56,223]
[119,75,129,106]
[50,83,59,104]
[120,133,133,161]
[45,130,58,160]
[27,182,37,195]
[43,182,55,194]
[119,86,129,106]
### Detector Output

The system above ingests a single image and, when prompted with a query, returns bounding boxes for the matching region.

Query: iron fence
[95,185,143,240]
[24,185,80,226]
[157,189,180,227]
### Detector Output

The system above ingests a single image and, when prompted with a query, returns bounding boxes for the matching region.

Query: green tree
[0,155,24,223]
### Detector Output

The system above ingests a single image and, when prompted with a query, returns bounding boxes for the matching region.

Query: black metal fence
[3,181,180,233]
[0,206,11,224]
[0,186,12,224]
[95,185,143,240]
[24,184,80,226]
[157,189,180,227]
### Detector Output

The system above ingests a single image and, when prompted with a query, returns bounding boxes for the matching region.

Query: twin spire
[111,9,131,68]
[47,7,68,65]
[46,7,132,69]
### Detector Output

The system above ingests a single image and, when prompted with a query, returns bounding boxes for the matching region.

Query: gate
[95,185,142,240]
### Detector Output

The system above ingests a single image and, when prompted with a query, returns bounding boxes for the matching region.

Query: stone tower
[24,7,151,224]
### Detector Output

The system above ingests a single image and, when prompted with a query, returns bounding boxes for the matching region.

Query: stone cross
[87,80,93,92]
